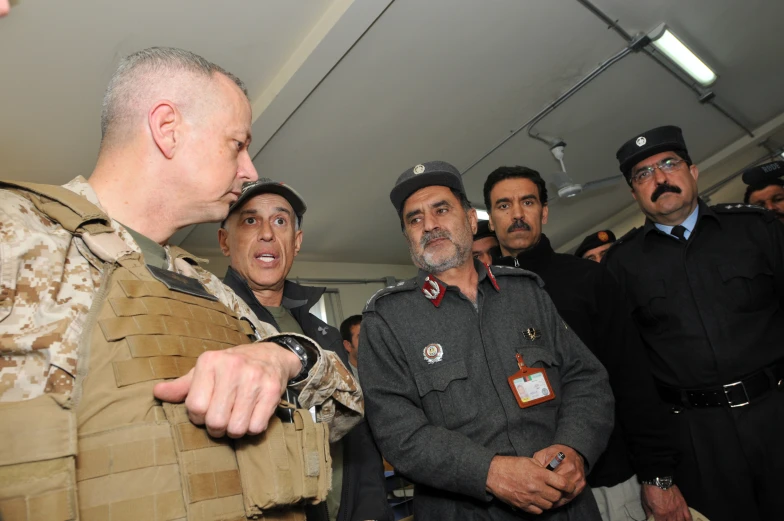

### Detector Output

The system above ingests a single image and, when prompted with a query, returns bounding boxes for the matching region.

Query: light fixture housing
[647,23,717,87]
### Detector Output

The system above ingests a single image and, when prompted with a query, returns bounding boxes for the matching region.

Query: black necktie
[671,225,688,242]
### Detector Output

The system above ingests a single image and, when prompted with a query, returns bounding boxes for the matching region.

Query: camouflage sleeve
[0,190,99,401]
[290,349,363,442]
[185,262,363,441]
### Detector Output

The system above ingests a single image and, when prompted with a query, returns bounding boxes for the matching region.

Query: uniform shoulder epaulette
[602,226,641,261]
[711,203,775,221]
[363,278,418,313]
[615,226,642,244]
[489,265,544,287]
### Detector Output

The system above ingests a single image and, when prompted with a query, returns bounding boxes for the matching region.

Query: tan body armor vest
[0,182,330,521]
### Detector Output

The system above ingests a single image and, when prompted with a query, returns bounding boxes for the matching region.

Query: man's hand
[532,444,586,508]
[486,455,575,514]
[153,342,302,438]
[642,484,692,521]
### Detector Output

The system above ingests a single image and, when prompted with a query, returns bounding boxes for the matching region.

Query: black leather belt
[657,363,784,408]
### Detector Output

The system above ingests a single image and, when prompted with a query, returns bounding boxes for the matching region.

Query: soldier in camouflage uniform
[0,47,362,521]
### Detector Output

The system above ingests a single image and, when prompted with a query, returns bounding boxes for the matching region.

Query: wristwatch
[641,476,674,490]
[270,335,318,385]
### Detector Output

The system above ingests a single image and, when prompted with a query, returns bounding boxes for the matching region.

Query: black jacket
[493,235,678,487]
[360,261,613,520]
[603,200,784,388]
[224,267,393,521]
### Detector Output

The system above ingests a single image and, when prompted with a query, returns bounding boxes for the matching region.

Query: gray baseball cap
[227,178,307,224]
[390,160,466,216]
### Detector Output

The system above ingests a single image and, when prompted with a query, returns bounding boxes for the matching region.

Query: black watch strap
[270,335,318,385]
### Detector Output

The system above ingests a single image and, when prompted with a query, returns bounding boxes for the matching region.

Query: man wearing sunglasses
[604,125,784,521]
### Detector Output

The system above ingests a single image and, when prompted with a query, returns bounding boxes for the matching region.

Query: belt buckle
[723,380,750,407]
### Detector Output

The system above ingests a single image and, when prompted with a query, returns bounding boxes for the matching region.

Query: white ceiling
[2,0,783,265]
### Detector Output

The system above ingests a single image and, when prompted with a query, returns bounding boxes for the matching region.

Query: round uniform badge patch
[413,164,426,174]
[597,231,609,242]
[635,136,647,147]
[423,343,444,364]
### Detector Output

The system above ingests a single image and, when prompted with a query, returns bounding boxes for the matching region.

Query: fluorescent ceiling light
[476,209,489,220]
[780,151,784,159]
[648,23,717,87]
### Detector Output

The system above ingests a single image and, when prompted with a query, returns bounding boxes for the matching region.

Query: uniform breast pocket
[630,279,667,330]
[414,359,478,430]
[718,259,775,312]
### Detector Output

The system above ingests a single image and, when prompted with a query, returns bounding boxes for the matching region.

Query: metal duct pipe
[462,44,636,176]
[575,0,754,137]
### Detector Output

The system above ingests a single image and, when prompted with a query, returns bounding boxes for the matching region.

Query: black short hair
[483,166,548,209]
[744,179,784,204]
[340,315,363,342]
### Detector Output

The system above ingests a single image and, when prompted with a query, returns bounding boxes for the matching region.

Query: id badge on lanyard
[508,353,556,408]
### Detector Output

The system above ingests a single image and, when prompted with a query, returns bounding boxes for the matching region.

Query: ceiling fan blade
[581,174,625,192]
[550,169,574,187]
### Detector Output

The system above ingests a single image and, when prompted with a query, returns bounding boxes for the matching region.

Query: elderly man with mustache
[604,125,784,521]
[358,161,615,521]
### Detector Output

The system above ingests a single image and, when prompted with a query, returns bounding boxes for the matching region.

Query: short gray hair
[101,47,248,141]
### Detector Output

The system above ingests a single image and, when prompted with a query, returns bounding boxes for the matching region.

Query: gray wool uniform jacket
[358,261,614,521]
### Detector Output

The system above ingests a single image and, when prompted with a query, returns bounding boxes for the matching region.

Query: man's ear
[468,208,478,235]
[149,100,179,160]
[689,164,700,183]
[293,229,303,256]
[343,339,353,353]
[541,204,549,225]
[217,226,231,257]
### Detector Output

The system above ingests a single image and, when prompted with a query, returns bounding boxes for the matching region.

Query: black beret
[473,220,496,241]
[742,161,784,187]
[390,161,466,216]
[616,125,692,180]
[574,229,616,258]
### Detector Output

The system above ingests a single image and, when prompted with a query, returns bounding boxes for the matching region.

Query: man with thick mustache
[604,125,784,521]
[358,161,614,520]
[218,178,392,521]
[484,166,688,521]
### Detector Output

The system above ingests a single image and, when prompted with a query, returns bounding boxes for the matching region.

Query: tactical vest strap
[0,394,78,521]
[162,402,246,520]
[0,180,113,235]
